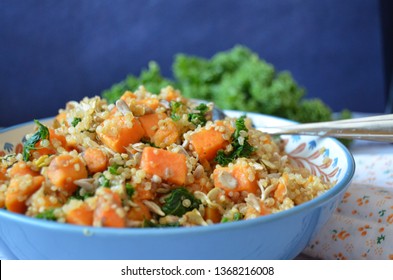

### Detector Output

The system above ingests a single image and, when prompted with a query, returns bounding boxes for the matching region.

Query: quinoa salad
[0,86,333,228]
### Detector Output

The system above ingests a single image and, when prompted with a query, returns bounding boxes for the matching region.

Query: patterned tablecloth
[303,141,393,260]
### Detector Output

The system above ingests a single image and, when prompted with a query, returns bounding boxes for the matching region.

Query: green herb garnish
[188,103,209,126]
[214,115,255,166]
[98,174,110,188]
[162,188,201,217]
[71,117,82,127]
[125,183,135,198]
[22,120,50,161]
[233,212,243,221]
[170,101,183,121]
[35,209,57,221]
[108,164,120,175]
[221,212,243,223]
[70,187,94,201]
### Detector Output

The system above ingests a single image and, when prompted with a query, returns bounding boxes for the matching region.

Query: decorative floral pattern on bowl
[283,136,340,182]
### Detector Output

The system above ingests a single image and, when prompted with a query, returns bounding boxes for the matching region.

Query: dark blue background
[0,0,391,127]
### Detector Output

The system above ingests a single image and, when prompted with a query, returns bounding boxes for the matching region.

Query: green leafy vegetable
[98,174,110,188]
[215,115,255,166]
[125,183,135,198]
[22,120,50,161]
[102,61,174,103]
[70,187,94,201]
[101,45,351,126]
[233,212,243,221]
[162,188,201,217]
[71,117,82,127]
[35,209,57,221]
[221,212,243,223]
[141,140,159,148]
[108,164,120,175]
[188,103,209,126]
[142,219,180,228]
[173,46,335,123]
[170,101,183,121]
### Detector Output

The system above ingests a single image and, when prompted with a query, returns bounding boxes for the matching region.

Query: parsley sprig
[215,115,255,166]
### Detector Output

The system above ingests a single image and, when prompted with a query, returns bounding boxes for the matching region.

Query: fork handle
[258,116,393,142]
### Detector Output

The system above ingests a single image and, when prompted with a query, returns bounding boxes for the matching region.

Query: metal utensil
[189,98,393,142]
[256,114,393,142]
[216,110,393,143]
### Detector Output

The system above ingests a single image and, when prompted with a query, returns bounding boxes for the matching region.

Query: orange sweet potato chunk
[93,188,126,228]
[189,128,228,162]
[140,147,187,186]
[66,203,94,226]
[47,154,88,194]
[213,164,258,195]
[97,115,145,153]
[139,113,166,139]
[5,175,45,213]
[83,148,108,174]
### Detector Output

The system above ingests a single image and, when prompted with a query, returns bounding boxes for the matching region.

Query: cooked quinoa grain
[0,86,333,228]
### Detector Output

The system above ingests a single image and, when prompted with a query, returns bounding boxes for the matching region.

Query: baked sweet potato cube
[137,98,160,111]
[127,200,152,222]
[83,148,108,174]
[66,203,94,226]
[151,118,179,148]
[8,162,39,177]
[97,114,145,153]
[0,167,7,182]
[47,154,88,194]
[204,206,222,223]
[93,188,126,228]
[140,147,187,186]
[213,163,258,195]
[5,175,45,213]
[189,128,228,162]
[139,113,166,139]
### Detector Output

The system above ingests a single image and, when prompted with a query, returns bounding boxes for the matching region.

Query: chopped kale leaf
[162,188,200,217]
[71,117,82,127]
[22,120,50,161]
[214,115,255,166]
[188,103,209,126]
[35,208,57,221]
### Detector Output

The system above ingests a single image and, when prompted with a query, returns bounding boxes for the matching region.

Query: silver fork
[256,114,393,142]
[212,107,393,142]
[190,98,393,142]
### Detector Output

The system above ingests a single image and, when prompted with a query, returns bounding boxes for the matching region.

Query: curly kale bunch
[102,45,345,124]
[102,61,174,102]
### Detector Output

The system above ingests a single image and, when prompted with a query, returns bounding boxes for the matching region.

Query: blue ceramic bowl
[0,112,355,259]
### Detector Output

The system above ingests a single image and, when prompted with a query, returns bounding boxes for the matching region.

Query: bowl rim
[0,113,356,237]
